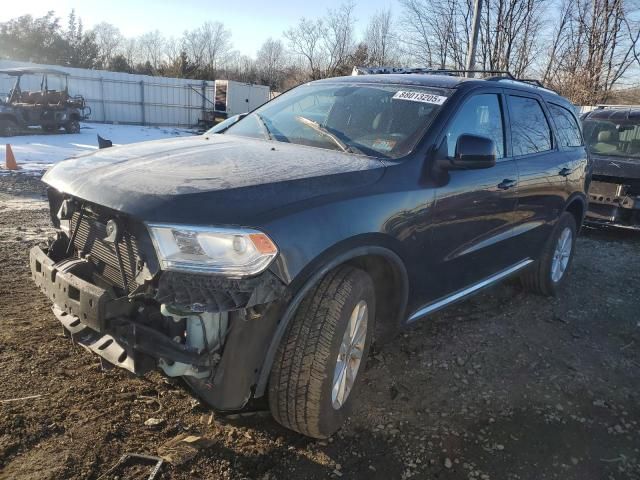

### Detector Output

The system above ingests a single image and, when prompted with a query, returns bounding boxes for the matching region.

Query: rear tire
[64,119,80,134]
[520,212,577,296]
[268,266,375,438]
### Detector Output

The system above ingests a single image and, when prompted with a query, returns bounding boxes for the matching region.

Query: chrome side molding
[408,259,534,323]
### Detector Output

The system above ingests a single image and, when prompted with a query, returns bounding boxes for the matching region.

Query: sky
[0,0,396,57]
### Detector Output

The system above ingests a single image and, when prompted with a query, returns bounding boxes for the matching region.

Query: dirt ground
[0,171,639,480]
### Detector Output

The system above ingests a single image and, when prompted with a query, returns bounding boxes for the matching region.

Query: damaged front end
[586,159,640,230]
[30,189,287,409]
[582,110,640,230]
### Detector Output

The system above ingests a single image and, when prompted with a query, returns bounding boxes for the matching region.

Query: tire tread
[269,266,369,438]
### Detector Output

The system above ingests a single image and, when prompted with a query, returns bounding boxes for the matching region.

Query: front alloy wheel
[332,300,368,409]
[269,266,375,438]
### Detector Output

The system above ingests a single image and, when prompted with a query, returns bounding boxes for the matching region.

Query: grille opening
[70,210,141,293]
[68,285,80,301]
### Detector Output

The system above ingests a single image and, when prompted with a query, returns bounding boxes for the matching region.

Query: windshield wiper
[294,115,354,153]
[254,113,273,140]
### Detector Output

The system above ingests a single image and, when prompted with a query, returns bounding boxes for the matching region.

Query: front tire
[269,266,375,438]
[521,212,577,296]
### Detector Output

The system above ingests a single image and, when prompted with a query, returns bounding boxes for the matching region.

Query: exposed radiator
[70,211,141,292]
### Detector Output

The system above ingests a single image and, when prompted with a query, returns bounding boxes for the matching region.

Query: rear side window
[549,104,582,147]
[508,96,552,155]
[445,94,505,158]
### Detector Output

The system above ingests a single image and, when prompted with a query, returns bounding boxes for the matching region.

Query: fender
[254,245,409,397]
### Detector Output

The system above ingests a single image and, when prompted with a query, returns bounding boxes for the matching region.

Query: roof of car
[313,73,561,98]
[0,67,69,76]
[584,106,640,121]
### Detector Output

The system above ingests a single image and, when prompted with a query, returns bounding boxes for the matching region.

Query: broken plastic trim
[155,270,287,313]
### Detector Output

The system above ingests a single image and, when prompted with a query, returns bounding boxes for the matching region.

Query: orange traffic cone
[5,144,19,170]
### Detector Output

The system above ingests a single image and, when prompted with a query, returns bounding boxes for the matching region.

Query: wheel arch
[255,243,409,397]
[565,193,587,229]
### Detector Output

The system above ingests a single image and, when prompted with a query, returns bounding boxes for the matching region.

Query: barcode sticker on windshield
[392,91,447,105]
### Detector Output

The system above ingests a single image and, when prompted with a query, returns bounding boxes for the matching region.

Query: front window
[223,82,450,159]
[583,118,640,158]
[445,94,505,158]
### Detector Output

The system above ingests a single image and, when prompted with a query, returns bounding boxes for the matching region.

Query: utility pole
[466,0,483,77]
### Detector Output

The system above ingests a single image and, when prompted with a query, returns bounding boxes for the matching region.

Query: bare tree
[475,0,546,76]
[543,0,640,104]
[224,51,259,83]
[119,37,139,68]
[284,1,357,79]
[182,28,207,69]
[92,22,122,67]
[322,1,357,76]
[256,38,285,88]
[284,17,324,79]
[138,30,165,70]
[399,0,473,69]
[364,9,398,66]
[200,21,233,74]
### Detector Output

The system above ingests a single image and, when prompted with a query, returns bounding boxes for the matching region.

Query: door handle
[558,167,572,177]
[497,179,517,190]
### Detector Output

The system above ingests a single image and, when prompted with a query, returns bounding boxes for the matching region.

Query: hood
[590,153,640,180]
[43,134,385,225]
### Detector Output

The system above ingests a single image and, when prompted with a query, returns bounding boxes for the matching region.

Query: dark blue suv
[30,70,589,438]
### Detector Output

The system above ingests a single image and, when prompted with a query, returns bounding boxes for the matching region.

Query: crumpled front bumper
[30,245,185,374]
[29,245,129,332]
[29,244,288,410]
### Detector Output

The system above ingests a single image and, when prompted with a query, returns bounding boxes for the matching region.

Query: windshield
[583,118,640,158]
[223,82,450,159]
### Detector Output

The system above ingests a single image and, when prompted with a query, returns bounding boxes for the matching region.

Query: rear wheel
[64,119,80,134]
[0,118,19,136]
[520,212,577,296]
[269,266,375,438]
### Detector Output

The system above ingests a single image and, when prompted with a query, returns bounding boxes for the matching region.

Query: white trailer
[214,80,270,116]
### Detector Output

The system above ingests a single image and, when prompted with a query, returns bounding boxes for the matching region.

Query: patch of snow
[0,123,197,172]
[0,194,48,212]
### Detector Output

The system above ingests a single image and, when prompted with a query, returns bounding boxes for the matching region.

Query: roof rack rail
[351,66,554,92]
[432,69,515,78]
[595,104,640,109]
[351,66,514,78]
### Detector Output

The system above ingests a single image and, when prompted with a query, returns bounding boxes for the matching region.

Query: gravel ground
[0,172,639,480]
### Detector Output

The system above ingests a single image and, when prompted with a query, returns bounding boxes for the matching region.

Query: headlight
[147,224,278,277]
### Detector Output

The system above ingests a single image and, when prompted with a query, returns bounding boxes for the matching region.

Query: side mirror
[451,134,496,169]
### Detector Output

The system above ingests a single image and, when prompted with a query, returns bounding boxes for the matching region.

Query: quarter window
[445,94,505,158]
[549,104,583,147]
[508,96,552,155]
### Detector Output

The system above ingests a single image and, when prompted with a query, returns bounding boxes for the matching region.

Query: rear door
[506,92,574,257]
[420,90,521,304]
